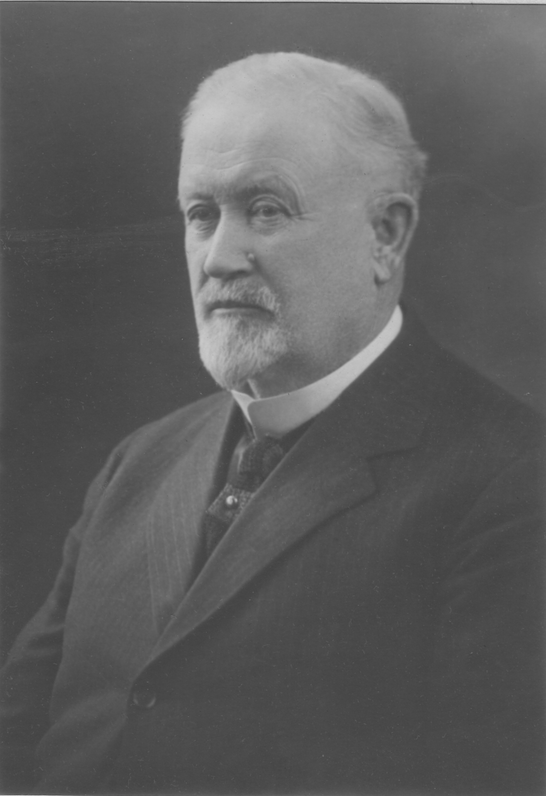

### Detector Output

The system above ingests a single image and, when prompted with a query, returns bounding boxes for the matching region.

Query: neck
[244,303,398,399]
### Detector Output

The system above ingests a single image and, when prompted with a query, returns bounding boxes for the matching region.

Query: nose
[202,216,255,280]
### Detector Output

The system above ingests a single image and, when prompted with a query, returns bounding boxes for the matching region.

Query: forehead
[183,93,334,156]
[179,96,342,197]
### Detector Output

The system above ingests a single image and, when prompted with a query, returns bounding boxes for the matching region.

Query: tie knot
[236,435,285,490]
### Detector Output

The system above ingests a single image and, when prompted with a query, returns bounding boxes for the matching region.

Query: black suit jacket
[1,313,544,794]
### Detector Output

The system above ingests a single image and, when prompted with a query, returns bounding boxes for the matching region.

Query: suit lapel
[148,319,432,664]
[144,395,238,634]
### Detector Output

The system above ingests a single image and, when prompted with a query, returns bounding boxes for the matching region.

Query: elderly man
[1,53,543,795]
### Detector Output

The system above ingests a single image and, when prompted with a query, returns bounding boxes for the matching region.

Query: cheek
[185,243,204,288]
[184,235,199,262]
[257,242,314,307]
[270,233,375,323]
[264,230,359,295]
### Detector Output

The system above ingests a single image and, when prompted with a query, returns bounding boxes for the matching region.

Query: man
[1,52,543,795]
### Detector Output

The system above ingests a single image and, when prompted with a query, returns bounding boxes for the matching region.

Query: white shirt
[231,305,402,439]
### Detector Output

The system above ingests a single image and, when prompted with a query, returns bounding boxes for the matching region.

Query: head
[179,52,427,397]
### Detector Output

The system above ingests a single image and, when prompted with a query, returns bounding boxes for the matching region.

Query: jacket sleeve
[0,441,131,793]
[425,449,545,794]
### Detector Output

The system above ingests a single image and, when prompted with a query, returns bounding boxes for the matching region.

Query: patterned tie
[201,435,286,559]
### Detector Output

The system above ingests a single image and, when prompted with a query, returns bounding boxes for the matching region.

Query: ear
[370,193,418,285]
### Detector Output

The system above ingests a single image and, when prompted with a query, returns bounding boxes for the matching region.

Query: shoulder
[395,309,542,449]
[126,390,230,446]
[94,390,233,487]
[419,327,541,461]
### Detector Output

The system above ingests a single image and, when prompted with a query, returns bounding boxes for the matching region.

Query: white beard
[195,284,292,390]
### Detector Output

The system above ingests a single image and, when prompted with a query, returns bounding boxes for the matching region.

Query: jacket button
[131,688,156,709]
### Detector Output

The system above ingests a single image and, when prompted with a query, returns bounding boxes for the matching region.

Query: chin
[198,315,291,391]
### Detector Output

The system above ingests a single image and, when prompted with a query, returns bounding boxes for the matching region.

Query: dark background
[1,2,545,656]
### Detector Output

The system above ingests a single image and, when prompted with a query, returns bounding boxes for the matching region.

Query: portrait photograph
[1,3,545,794]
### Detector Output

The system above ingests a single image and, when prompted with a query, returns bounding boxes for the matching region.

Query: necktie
[201,435,285,559]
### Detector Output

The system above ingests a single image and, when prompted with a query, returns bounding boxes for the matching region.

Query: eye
[186,204,219,228]
[249,200,287,221]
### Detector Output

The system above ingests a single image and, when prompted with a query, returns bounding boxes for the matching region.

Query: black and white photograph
[1,3,545,794]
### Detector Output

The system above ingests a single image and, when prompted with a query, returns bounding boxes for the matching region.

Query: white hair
[182,51,428,199]
[194,281,293,390]
[198,314,291,391]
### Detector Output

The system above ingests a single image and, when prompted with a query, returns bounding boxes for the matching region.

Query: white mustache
[198,283,280,314]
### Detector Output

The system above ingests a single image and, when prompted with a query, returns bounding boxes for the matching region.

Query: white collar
[231,305,402,439]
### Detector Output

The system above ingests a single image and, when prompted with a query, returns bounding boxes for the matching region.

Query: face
[179,93,388,397]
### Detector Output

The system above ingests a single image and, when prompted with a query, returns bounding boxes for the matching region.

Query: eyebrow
[182,175,302,212]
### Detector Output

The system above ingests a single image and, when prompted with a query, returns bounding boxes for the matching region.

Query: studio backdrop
[1,2,545,654]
